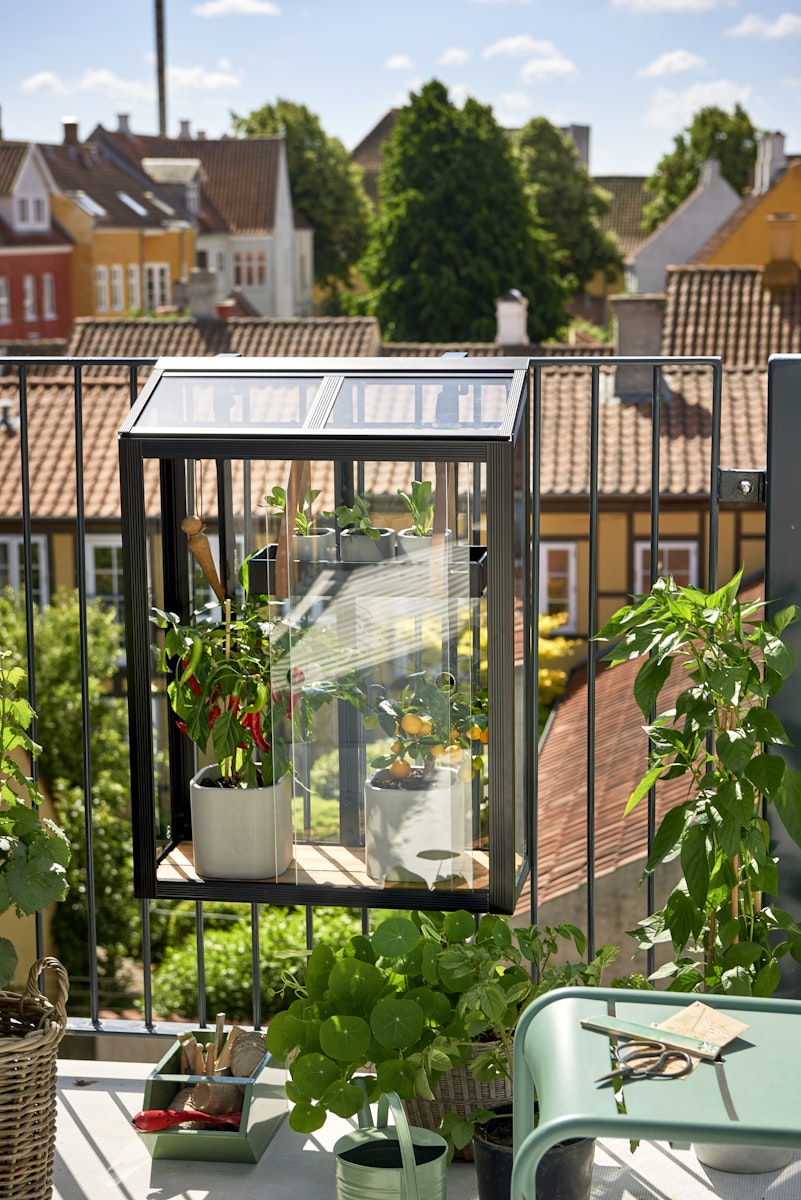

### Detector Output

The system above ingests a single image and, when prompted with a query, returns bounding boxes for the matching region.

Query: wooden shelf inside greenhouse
[156,840,490,892]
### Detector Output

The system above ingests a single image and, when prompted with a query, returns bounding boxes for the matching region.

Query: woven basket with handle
[0,957,69,1200]
[402,1044,513,1162]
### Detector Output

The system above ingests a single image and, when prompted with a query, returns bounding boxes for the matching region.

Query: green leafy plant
[397,480,435,538]
[265,910,617,1140]
[264,485,322,536]
[152,598,302,788]
[369,671,485,785]
[0,652,70,987]
[597,568,801,995]
[325,494,382,540]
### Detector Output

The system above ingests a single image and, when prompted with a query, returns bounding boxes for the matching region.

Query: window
[257,252,266,286]
[85,537,125,621]
[634,540,698,596]
[0,537,49,606]
[540,542,577,632]
[96,265,109,313]
[216,250,226,280]
[186,179,200,215]
[42,273,56,319]
[234,252,242,287]
[0,278,9,323]
[17,196,29,226]
[111,265,124,311]
[143,263,170,310]
[128,264,140,311]
[33,196,46,224]
[23,275,37,320]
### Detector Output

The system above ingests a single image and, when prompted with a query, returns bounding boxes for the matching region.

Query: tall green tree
[515,118,622,291]
[643,104,759,233]
[357,80,571,343]
[230,100,371,298]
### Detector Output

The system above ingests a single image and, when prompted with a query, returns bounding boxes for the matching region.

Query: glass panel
[326,376,512,432]
[133,375,324,431]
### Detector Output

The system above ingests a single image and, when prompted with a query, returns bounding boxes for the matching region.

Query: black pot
[473,1103,594,1200]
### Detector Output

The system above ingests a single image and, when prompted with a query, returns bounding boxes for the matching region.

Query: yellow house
[41,120,194,318]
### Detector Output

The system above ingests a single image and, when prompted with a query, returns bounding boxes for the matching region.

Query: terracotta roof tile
[384,342,613,357]
[0,143,29,195]
[593,175,656,258]
[662,267,801,363]
[350,110,399,205]
[0,211,72,248]
[40,141,189,228]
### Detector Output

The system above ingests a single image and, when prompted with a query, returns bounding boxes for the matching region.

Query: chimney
[698,158,721,188]
[610,293,666,399]
[62,117,79,146]
[117,113,131,136]
[764,213,799,293]
[196,131,206,140]
[217,299,236,321]
[178,120,192,140]
[754,132,787,196]
[495,289,529,347]
[187,267,218,319]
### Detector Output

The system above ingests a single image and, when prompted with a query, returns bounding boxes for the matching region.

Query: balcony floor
[54,1059,801,1200]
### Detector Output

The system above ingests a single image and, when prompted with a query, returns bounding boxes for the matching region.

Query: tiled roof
[0,142,29,194]
[350,110,399,205]
[384,342,614,357]
[0,210,72,248]
[92,127,282,236]
[40,140,190,228]
[593,175,656,258]
[517,576,764,911]
[662,266,801,363]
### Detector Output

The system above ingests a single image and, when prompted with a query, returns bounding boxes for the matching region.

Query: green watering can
[334,1084,448,1200]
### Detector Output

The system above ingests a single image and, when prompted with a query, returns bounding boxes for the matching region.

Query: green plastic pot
[334,1086,448,1200]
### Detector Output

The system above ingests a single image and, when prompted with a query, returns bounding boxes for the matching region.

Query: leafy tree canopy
[356,80,571,343]
[230,99,371,295]
[515,118,622,291]
[643,104,759,233]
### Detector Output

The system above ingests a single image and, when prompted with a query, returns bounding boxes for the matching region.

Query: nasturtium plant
[598,568,801,995]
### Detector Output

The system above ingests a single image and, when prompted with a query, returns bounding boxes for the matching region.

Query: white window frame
[42,272,56,319]
[111,264,124,312]
[33,196,46,225]
[143,263,170,310]
[23,274,37,320]
[0,277,10,323]
[634,540,699,596]
[128,264,141,311]
[0,536,49,606]
[96,265,109,313]
[17,196,29,227]
[85,536,125,621]
[539,542,578,633]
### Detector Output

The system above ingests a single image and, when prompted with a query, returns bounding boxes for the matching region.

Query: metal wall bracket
[717,468,767,504]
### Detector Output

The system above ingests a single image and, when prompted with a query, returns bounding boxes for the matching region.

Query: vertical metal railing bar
[195,900,207,1027]
[529,363,542,926]
[306,905,315,955]
[72,364,101,1024]
[251,904,261,1029]
[645,364,663,979]
[585,366,601,959]
[707,362,723,591]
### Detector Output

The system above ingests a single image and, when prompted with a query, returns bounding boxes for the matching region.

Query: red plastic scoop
[133,1108,242,1131]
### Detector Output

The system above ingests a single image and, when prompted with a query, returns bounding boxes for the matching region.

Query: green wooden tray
[138,1029,287,1162]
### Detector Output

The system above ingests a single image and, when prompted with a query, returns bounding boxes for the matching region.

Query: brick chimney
[754,132,787,196]
[62,117,79,146]
[117,113,132,137]
[609,293,666,399]
[495,290,529,347]
[178,120,192,140]
[186,267,218,319]
[764,213,799,293]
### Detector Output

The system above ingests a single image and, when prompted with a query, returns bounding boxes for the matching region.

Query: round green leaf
[288,1101,327,1134]
[372,917,421,958]
[319,1014,372,1062]
[290,1051,342,1099]
[375,1058,418,1099]
[442,910,475,943]
[370,997,424,1050]
[328,958,385,1009]
[265,1010,306,1059]
[405,986,452,1026]
[321,1080,367,1119]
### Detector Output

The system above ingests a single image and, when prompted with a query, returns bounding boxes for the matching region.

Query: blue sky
[4,0,800,176]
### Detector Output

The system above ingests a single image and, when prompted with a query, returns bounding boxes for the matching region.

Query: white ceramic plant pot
[340,528,397,562]
[293,529,336,564]
[364,766,470,887]
[396,528,452,560]
[190,765,293,880]
[693,1143,794,1174]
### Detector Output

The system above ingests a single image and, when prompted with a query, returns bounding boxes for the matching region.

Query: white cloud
[521,47,578,83]
[643,79,752,129]
[728,13,801,38]
[450,83,470,106]
[21,71,67,96]
[498,90,531,111]
[438,47,470,67]
[385,53,414,71]
[168,64,242,92]
[637,49,705,77]
[613,0,719,11]
[483,35,551,58]
[22,67,152,101]
[193,0,280,16]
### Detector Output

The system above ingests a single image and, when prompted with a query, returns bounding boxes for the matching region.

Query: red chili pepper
[244,710,271,752]
[176,720,188,735]
[208,705,221,729]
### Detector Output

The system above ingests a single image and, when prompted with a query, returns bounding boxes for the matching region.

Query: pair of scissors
[595,1040,693,1083]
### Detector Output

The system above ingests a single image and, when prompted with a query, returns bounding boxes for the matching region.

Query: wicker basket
[0,957,69,1200]
[402,1045,513,1162]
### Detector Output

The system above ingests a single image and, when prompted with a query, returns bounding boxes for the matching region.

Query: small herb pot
[340,528,397,562]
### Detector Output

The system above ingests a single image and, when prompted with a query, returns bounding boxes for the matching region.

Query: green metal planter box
[138,1030,287,1162]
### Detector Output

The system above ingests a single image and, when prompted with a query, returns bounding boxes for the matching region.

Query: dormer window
[17,197,29,226]
[186,179,200,215]
[33,196,46,224]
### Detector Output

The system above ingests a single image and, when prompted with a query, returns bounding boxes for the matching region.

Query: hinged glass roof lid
[120,356,529,439]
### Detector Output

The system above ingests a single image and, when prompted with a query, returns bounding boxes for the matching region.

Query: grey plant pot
[396,528,452,559]
[693,1142,794,1173]
[340,528,397,562]
[292,528,337,563]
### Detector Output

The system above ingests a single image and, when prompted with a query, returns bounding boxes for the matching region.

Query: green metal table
[512,986,801,1200]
